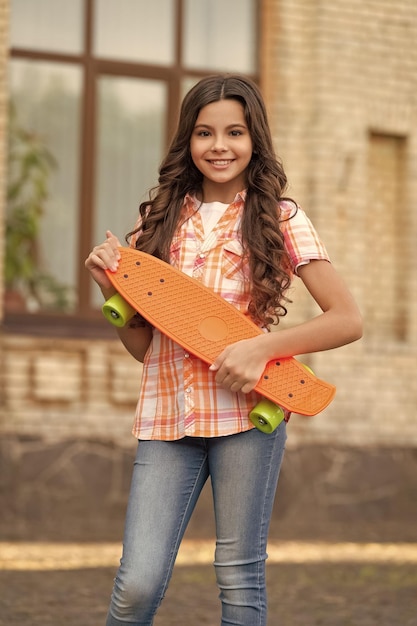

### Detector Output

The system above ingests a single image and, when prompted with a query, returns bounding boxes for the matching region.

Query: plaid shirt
[131,191,330,440]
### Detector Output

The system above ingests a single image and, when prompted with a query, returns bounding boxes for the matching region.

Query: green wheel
[249,398,285,434]
[301,363,314,376]
[102,293,136,328]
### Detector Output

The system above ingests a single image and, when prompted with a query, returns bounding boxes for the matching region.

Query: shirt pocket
[221,240,250,282]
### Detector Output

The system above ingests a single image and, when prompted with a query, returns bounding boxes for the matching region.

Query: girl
[86,74,362,626]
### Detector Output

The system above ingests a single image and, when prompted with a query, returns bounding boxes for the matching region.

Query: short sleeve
[279,201,330,275]
[128,206,151,248]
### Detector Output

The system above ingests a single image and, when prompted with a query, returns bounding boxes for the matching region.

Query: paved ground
[2,439,417,624]
[1,541,417,625]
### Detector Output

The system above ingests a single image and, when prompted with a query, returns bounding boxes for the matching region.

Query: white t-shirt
[198,201,229,234]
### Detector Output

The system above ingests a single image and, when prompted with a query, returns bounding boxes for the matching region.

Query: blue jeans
[106,422,287,626]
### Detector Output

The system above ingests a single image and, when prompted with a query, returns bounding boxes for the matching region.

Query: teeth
[211,160,231,165]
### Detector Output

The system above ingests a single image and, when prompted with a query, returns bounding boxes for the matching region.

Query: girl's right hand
[85,230,122,291]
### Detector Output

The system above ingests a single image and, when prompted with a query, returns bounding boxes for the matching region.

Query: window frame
[5,0,259,337]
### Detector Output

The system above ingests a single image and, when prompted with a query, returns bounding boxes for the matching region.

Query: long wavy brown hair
[127,74,295,327]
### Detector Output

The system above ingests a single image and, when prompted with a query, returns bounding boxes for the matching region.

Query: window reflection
[10,0,83,54]
[94,0,175,64]
[184,0,256,72]
[93,77,167,307]
[8,60,82,312]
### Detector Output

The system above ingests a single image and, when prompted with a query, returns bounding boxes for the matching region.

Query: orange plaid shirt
[131,191,330,440]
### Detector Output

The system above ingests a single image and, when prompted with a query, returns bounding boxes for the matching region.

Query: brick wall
[261,0,417,445]
[1,0,417,448]
[0,0,8,319]
[1,334,143,447]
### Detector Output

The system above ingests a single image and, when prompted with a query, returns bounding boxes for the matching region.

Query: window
[9,59,82,314]
[366,132,409,343]
[183,0,257,73]
[6,0,258,335]
[94,0,175,65]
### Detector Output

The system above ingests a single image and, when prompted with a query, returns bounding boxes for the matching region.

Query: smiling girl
[86,74,362,626]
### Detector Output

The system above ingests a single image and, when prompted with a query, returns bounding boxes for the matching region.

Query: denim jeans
[106,422,287,626]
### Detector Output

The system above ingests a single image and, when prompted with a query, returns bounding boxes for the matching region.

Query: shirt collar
[184,189,247,211]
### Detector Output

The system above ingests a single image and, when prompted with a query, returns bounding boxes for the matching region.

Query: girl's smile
[209,160,234,167]
[190,99,253,202]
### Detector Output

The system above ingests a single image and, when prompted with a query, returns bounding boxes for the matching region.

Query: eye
[230,129,243,136]
[196,130,210,137]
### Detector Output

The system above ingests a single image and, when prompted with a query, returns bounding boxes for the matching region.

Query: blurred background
[0,1,417,624]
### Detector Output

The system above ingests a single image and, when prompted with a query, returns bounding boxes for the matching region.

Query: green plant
[5,106,70,311]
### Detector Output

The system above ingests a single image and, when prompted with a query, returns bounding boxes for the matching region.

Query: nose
[211,135,227,152]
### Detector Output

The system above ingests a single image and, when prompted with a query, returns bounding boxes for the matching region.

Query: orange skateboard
[102,248,336,431]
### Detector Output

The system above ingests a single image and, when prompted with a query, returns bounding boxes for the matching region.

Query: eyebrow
[194,123,248,130]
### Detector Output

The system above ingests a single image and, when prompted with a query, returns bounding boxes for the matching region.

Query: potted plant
[5,106,70,312]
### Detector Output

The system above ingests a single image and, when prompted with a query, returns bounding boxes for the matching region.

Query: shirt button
[184,352,190,358]
[198,253,205,259]
[186,387,192,393]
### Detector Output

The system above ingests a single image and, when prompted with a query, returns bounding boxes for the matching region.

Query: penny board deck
[104,248,336,416]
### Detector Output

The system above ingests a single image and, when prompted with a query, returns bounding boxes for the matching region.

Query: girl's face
[190,99,253,202]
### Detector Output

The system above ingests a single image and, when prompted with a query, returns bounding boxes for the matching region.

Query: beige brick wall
[1,0,416,447]
[261,0,417,445]
[2,334,142,448]
[0,0,8,319]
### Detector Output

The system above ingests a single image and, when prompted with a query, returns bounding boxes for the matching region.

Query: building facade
[1,0,417,451]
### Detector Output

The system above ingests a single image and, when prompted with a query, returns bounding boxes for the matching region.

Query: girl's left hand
[209,336,269,394]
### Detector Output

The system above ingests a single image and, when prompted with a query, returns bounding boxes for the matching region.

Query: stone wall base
[1,437,416,543]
